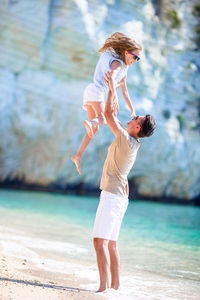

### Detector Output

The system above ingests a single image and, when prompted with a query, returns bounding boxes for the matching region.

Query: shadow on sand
[0,277,93,293]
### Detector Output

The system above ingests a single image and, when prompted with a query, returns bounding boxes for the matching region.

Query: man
[92,72,156,292]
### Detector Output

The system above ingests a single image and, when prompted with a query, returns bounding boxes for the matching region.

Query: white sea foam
[0,232,88,256]
[0,229,98,282]
[1,241,39,259]
[81,271,200,300]
[0,225,25,235]
[0,237,96,279]
[1,196,200,300]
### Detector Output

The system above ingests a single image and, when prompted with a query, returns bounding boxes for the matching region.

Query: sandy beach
[0,190,200,300]
[0,250,104,300]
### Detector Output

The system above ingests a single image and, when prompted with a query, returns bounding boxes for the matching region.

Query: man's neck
[127,129,139,141]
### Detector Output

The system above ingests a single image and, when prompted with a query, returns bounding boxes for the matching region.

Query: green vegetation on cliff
[166,9,182,29]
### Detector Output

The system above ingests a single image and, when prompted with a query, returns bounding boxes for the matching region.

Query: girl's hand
[130,108,136,117]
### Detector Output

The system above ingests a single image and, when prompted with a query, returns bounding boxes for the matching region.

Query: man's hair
[138,115,156,138]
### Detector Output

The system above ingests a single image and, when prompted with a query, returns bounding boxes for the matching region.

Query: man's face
[127,115,145,135]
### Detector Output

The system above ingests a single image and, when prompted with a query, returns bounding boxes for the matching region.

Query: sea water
[0,189,200,300]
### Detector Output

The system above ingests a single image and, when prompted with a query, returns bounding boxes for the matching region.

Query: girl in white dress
[72,32,142,174]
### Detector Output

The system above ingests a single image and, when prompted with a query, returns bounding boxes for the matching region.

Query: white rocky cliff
[0,0,200,201]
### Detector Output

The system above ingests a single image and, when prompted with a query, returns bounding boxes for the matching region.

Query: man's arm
[109,60,122,112]
[104,72,123,137]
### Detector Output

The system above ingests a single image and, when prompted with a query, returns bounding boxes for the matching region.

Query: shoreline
[0,180,198,205]
[0,252,104,300]
[0,190,200,300]
[0,208,104,300]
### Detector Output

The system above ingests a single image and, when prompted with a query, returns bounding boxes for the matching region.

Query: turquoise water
[0,189,200,299]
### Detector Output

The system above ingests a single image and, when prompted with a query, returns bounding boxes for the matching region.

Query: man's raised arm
[104,72,125,137]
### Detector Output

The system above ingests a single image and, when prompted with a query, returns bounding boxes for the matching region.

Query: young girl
[71,32,142,174]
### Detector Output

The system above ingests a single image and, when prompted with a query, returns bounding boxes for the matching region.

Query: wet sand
[0,251,104,300]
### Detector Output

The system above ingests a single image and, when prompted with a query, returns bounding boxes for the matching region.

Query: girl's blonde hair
[98,32,142,63]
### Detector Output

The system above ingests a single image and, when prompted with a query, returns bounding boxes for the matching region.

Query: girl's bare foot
[71,154,81,174]
[83,120,94,138]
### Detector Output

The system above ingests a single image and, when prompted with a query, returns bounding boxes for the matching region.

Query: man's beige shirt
[100,127,140,198]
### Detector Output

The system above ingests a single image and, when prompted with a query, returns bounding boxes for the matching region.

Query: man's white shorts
[92,190,129,241]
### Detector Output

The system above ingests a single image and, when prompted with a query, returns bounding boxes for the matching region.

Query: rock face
[0,0,199,201]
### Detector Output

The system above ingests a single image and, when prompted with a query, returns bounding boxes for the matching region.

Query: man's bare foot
[111,286,120,290]
[96,288,108,293]
[83,120,94,138]
[71,154,81,174]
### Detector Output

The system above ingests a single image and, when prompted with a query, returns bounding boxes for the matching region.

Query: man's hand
[104,72,119,114]
[104,72,122,137]
[104,71,112,90]
[115,83,121,90]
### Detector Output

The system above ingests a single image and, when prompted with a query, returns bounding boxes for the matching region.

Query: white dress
[83,51,127,110]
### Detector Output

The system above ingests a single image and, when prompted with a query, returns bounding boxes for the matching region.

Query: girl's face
[124,49,141,66]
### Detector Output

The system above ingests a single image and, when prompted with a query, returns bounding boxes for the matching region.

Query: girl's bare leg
[71,104,98,174]
[83,102,106,138]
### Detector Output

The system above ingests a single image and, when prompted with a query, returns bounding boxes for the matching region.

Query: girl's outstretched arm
[120,76,136,117]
